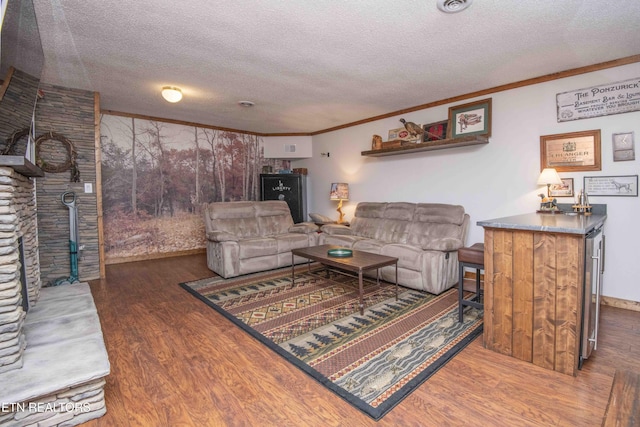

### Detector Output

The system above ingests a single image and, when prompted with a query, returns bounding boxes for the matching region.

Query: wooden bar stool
[458,243,484,322]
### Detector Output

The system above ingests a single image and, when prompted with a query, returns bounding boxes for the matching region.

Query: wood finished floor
[84,254,640,426]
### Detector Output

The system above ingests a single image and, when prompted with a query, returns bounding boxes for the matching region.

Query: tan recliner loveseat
[203,200,319,278]
[320,202,469,294]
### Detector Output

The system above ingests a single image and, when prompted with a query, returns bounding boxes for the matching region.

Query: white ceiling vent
[437,0,473,13]
[284,144,296,153]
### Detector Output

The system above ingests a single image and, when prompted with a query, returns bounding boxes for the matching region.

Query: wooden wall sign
[540,129,601,172]
[556,77,640,122]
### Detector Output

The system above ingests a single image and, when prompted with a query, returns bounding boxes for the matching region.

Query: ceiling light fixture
[238,101,255,107]
[161,86,183,103]
[437,0,473,13]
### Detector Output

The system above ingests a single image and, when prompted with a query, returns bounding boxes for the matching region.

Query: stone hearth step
[0,283,110,426]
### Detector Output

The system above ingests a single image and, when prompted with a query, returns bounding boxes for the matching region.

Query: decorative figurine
[372,134,383,150]
[538,193,558,211]
[399,118,424,139]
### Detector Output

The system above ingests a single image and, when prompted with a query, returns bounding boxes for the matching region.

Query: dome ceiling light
[161,86,183,103]
[437,0,473,13]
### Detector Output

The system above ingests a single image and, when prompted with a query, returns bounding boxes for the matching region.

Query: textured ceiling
[29,0,640,134]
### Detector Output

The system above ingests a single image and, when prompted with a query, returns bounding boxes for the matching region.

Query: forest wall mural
[100,114,272,262]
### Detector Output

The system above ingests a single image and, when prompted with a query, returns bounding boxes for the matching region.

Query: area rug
[180,265,483,420]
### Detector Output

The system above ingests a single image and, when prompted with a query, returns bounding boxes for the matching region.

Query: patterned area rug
[180,265,483,420]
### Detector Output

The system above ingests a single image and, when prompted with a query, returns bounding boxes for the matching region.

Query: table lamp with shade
[536,168,562,212]
[330,183,349,224]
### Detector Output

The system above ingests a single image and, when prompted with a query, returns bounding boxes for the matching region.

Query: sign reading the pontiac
[556,77,640,122]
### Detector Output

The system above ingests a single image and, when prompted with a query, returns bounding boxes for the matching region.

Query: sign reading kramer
[556,77,640,122]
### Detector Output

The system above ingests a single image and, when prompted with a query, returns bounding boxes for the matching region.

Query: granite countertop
[477,212,607,235]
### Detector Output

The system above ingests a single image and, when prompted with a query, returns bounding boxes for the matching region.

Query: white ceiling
[31,0,640,134]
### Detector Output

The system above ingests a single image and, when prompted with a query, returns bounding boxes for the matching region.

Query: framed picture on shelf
[540,129,601,172]
[584,175,638,197]
[448,98,492,138]
[549,178,574,198]
[612,131,635,162]
[422,120,448,142]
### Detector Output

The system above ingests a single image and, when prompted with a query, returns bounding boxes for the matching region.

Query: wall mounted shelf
[361,135,489,157]
[0,155,45,177]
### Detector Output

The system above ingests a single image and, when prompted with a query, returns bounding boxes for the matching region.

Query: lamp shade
[330,183,349,200]
[161,86,183,103]
[537,168,562,186]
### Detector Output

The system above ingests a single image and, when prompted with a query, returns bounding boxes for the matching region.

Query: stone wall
[0,69,38,153]
[34,83,100,284]
[0,167,40,374]
[0,378,106,427]
[0,69,100,285]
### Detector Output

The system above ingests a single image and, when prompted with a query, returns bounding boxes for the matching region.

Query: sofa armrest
[321,224,353,236]
[421,237,463,252]
[206,230,238,242]
[288,222,319,234]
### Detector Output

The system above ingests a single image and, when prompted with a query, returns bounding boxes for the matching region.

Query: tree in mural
[193,128,201,213]
[130,117,137,215]
[100,114,267,260]
[100,115,145,217]
[136,120,168,217]
[201,128,224,201]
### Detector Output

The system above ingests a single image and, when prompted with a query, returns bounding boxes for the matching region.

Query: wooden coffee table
[291,244,398,315]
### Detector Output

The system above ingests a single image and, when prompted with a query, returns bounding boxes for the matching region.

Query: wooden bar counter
[477,212,606,376]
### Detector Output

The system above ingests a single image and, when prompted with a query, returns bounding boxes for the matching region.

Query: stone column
[0,167,40,373]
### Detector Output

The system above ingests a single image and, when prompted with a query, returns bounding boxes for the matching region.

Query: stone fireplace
[0,165,110,426]
[0,166,40,374]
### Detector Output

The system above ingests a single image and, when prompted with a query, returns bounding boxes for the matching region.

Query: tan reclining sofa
[203,200,319,278]
[320,202,469,294]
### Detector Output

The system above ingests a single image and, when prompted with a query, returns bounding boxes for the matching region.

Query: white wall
[263,135,313,158]
[293,62,640,303]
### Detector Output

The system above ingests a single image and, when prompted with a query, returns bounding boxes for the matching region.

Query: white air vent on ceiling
[284,144,296,153]
[437,0,473,13]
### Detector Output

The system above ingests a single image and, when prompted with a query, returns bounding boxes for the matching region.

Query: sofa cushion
[289,222,319,233]
[350,202,414,243]
[352,202,387,219]
[381,243,423,270]
[208,201,256,219]
[383,202,416,221]
[322,234,366,248]
[413,203,465,225]
[406,222,464,251]
[320,224,352,235]
[211,217,261,239]
[255,201,295,235]
[275,233,311,253]
[238,238,277,259]
[352,239,385,254]
[206,201,261,239]
[254,200,291,217]
[350,203,387,240]
[405,204,466,251]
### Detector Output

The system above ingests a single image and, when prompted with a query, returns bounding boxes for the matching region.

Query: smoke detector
[437,0,473,13]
